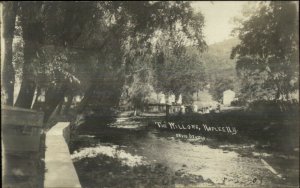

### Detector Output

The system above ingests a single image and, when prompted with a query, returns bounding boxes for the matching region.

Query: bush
[247,100,299,114]
[231,99,247,106]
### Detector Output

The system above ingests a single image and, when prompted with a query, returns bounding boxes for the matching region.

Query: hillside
[188,38,240,79]
[187,38,241,100]
[202,38,240,79]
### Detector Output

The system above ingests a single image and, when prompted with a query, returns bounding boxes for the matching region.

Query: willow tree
[153,48,207,104]
[4,1,208,120]
[12,2,45,108]
[77,1,207,114]
[118,2,207,109]
[10,2,106,119]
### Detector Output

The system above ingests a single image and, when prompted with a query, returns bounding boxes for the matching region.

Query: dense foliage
[231,1,299,101]
[1,1,207,120]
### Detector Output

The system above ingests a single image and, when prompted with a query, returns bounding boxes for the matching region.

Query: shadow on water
[71,117,152,148]
[69,114,299,188]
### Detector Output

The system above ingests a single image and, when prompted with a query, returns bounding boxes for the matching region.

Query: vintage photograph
[1,1,299,188]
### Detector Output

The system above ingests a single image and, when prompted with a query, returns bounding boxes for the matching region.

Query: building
[223,89,235,106]
[176,94,182,104]
[158,93,166,104]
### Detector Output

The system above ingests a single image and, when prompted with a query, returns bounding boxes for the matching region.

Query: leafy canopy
[231,1,299,101]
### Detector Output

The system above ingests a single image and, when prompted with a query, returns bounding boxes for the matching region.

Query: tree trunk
[32,87,41,110]
[77,83,96,113]
[56,101,64,115]
[166,105,170,117]
[2,37,15,106]
[14,40,39,108]
[1,2,18,106]
[43,83,68,123]
[14,2,44,108]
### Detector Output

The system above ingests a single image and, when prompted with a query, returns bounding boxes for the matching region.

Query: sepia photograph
[1,1,299,188]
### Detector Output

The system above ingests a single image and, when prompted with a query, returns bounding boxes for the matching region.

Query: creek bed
[69,116,298,188]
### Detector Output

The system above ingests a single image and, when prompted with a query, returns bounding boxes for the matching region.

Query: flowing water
[70,116,298,187]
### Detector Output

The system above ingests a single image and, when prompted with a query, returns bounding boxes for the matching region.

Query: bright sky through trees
[191,1,246,45]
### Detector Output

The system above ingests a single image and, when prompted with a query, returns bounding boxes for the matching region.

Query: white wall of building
[223,89,235,106]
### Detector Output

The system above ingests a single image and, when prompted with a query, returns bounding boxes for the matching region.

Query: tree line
[1,2,298,122]
[1,1,207,121]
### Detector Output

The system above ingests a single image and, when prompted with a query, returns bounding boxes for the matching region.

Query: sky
[191,1,248,45]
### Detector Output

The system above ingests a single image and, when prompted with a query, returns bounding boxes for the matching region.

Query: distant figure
[204,107,210,113]
[199,107,204,114]
[217,104,221,112]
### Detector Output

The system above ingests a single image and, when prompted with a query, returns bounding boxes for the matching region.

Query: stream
[69,116,298,187]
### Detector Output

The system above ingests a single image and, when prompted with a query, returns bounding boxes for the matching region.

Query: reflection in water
[72,116,284,187]
[138,132,272,186]
[71,144,147,167]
